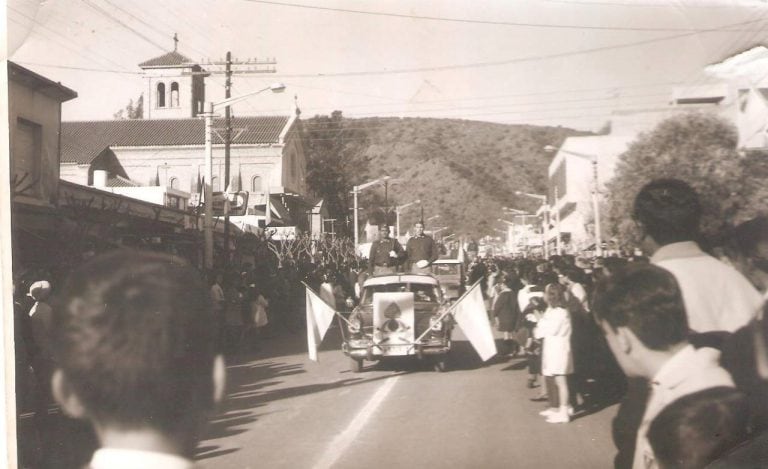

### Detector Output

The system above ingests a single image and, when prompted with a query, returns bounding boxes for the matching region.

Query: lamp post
[544,145,602,257]
[200,83,286,270]
[515,190,554,257]
[395,199,420,238]
[351,176,400,250]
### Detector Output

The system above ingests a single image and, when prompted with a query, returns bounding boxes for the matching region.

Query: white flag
[452,281,497,361]
[306,286,337,362]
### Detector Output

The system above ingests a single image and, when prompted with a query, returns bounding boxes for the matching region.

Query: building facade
[60,51,311,229]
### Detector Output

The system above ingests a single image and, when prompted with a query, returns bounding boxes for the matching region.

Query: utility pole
[199,53,277,268]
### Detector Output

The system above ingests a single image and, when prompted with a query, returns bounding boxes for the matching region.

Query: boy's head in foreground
[52,249,224,456]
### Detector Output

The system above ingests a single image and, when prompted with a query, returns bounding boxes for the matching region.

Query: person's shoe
[527,378,538,389]
[529,395,548,402]
[546,410,571,424]
[538,408,558,417]
[566,405,575,416]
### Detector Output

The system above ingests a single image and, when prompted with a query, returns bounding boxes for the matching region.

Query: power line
[13,62,143,75]
[265,17,768,79]
[244,0,766,32]
[7,5,140,76]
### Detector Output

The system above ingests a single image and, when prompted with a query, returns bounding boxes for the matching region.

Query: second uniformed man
[406,221,440,274]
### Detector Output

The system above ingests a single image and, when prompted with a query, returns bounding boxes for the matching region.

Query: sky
[5,0,768,131]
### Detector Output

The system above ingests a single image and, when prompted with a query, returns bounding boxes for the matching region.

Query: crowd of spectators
[11,177,768,468]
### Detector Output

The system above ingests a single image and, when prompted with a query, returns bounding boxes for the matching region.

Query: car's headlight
[348,316,362,334]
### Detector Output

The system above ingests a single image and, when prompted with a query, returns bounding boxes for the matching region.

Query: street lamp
[201,82,286,269]
[515,190,555,257]
[544,145,602,257]
[426,214,440,222]
[395,199,420,238]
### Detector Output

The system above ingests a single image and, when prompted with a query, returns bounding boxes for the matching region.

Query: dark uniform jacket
[368,238,404,273]
[405,235,439,269]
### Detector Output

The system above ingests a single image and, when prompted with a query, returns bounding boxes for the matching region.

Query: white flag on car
[452,281,497,361]
[306,285,337,362]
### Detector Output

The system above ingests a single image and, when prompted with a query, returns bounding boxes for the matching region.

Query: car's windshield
[432,263,460,275]
[361,283,441,305]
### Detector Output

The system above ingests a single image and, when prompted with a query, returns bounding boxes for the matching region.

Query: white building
[546,135,632,253]
[60,50,311,229]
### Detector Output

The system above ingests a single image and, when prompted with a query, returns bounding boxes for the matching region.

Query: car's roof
[363,274,439,287]
[433,259,462,264]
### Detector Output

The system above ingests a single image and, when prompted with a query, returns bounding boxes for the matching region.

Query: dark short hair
[648,387,749,469]
[52,249,218,433]
[633,179,701,245]
[725,216,768,272]
[592,263,688,350]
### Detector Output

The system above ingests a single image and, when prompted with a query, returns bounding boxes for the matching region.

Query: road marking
[312,375,400,469]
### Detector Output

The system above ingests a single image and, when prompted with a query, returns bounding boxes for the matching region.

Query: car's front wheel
[350,357,364,373]
[433,356,448,372]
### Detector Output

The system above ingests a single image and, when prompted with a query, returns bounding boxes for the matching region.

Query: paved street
[197,326,618,469]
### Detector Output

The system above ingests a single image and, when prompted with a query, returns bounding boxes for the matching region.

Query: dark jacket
[368,238,405,273]
[405,235,439,269]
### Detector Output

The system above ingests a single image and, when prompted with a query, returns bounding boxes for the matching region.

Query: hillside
[303,114,591,238]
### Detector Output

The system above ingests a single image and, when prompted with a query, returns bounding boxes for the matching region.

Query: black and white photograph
[3,0,768,467]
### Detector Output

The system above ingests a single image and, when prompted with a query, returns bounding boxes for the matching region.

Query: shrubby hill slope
[303,114,590,238]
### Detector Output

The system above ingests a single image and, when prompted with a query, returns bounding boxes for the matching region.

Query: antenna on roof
[173,33,178,52]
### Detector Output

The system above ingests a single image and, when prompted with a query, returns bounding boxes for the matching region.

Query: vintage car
[342,274,453,373]
[430,259,465,301]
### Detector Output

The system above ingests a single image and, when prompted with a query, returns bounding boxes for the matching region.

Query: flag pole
[411,280,484,345]
[301,282,354,327]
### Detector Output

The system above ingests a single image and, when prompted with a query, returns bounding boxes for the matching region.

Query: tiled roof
[61,116,291,164]
[138,51,195,68]
[106,176,141,187]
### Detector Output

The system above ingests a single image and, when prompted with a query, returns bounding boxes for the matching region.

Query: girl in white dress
[534,283,574,423]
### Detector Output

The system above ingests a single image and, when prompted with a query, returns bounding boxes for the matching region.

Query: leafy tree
[604,112,748,248]
[303,111,370,237]
[113,94,144,120]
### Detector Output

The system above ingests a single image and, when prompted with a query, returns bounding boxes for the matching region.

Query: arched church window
[169,177,179,189]
[212,176,220,192]
[157,82,166,108]
[170,82,179,107]
[251,175,262,192]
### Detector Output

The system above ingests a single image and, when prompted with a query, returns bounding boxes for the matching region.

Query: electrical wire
[244,0,766,32]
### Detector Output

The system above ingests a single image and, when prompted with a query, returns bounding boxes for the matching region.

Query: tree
[604,112,748,248]
[303,111,370,237]
[113,93,144,120]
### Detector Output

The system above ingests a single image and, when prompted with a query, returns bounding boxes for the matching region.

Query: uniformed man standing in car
[368,225,404,275]
[406,220,440,274]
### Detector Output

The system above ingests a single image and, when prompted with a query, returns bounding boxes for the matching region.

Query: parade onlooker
[523,296,546,390]
[633,178,762,334]
[405,221,440,274]
[492,273,523,355]
[647,387,749,469]
[368,225,405,275]
[592,263,736,469]
[51,249,224,469]
[534,283,573,424]
[724,215,768,294]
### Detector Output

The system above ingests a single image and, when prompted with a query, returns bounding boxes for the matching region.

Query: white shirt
[89,448,196,469]
[632,345,735,469]
[517,285,544,312]
[652,241,762,333]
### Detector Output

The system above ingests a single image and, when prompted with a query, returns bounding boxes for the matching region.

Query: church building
[60,48,310,229]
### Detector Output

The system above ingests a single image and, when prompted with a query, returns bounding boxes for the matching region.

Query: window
[212,176,220,192]
[169,177,179,189]
[157,82,166,108]
[251,175,262,192]
[170,82,179,107]
[12,118,42,197]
